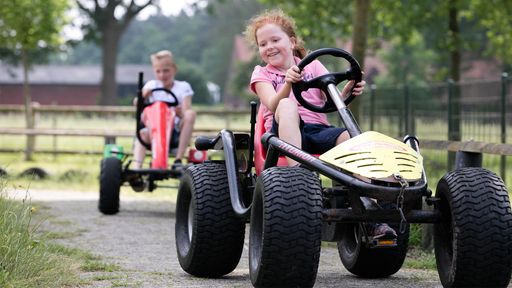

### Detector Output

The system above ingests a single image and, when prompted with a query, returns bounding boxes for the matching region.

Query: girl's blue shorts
[271,118,346,154]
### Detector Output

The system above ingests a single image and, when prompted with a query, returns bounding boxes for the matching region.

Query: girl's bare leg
[275,98,301,166]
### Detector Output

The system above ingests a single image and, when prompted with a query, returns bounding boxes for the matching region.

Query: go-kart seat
[253,107,291,175]
[253,106,323,175]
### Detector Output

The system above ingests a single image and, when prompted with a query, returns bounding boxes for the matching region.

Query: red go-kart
[98,72,207,215]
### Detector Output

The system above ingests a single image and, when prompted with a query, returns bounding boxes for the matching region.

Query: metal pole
[404,84,410,135]
[501,72,508,181]
[447,79,455,170]
[370,84,376,131]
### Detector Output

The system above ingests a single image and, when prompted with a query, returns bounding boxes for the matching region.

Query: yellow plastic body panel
[319,131,423,182]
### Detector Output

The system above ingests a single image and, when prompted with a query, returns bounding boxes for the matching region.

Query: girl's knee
[277,98,297,111]
[276,98,299,121]
[336,131,350,144]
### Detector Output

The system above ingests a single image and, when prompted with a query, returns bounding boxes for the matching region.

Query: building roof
[0,64,153,85]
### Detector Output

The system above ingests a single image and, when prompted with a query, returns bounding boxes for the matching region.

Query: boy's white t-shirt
[143,79,194,105]
[142,79,194,126]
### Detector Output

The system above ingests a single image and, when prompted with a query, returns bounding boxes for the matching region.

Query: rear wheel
[98,157,121,215]
[434,167,512,287]
[175,162,245,277]
[249,167,323,288]
[338,218,409,278]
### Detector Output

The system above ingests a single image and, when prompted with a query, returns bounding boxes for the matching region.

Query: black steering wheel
[292,48,362,113]
[149,87,179,107]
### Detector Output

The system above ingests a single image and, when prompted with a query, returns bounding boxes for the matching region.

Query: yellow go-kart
[175,48,512,288]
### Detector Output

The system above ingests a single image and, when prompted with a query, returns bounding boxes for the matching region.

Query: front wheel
[434,167,512,287]
[98,157,121,215]
[175,162,245,278]
[249,167,323,288]
[338,218,409,278]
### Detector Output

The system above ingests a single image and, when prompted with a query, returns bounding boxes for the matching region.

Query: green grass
[403,247,437,270]
[81,260,121,273]
[0,181,81,287]
[0,179,130,287]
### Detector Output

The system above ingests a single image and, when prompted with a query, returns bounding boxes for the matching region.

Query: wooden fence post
[52,101,57,160]
[25,101,38,161]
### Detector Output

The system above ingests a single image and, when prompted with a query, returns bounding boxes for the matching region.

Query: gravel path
[11,189,448,287]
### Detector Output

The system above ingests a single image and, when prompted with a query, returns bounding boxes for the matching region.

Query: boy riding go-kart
[174,48,512,287]
[98,72,206,215]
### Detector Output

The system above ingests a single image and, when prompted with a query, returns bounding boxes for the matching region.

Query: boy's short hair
[150,50,175,66]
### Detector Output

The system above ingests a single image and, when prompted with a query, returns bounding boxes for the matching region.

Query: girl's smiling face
[256,23,296,71]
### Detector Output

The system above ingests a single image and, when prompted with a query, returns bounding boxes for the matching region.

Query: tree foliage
[0,0,69,160]
[0,0,68,65]
[262,0,512,76]
[258,0,512,129]
[175,60,212,104]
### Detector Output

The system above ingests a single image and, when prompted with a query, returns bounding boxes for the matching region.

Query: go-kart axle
[322,208,441,223]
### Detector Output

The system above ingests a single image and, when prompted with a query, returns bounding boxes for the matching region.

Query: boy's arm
[181,96,192,111]
[142,89,152,98]
[176,95,192,118]
[133,88,152,106]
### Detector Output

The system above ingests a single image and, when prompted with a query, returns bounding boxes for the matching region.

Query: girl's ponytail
[293,38,307,59]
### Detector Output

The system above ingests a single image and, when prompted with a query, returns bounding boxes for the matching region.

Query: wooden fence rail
[0,104,251,115]
[1,126,511,155]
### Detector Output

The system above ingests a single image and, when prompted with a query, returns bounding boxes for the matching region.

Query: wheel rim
[176,179,192,256]
[435,192,454,269]
[187,200,194,242]
[342,223,360,257]
[249,188,263,272]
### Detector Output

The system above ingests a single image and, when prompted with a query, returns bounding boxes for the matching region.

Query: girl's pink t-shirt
[249,58,331,132]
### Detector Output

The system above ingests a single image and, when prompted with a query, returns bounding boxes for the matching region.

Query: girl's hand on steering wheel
[341,77,366,98]
[285,65,303,84]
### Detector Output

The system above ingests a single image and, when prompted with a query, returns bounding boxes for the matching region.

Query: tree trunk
[447,0,461,168]
[22,49,35,161]
[99,24,121,105]
[350,0,370,122]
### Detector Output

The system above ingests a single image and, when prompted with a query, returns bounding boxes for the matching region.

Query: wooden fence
[1,104,510,172]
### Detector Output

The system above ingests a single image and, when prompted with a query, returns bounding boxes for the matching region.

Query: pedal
[370,237,398,248]
[364,233,398,248]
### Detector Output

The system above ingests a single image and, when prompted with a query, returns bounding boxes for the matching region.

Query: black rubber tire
[249,167,323,288]
[175,162,245,278]
[338,216,409,278]
[98,157,121,215]
[434,167,512,287]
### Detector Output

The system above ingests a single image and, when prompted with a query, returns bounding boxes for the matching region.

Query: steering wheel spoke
[292,48,362,113]
[333,71,351,84]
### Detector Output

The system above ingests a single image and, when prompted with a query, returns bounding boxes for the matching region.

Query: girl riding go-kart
[174,9,512,288]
